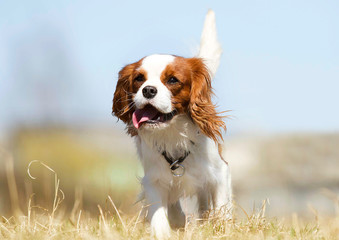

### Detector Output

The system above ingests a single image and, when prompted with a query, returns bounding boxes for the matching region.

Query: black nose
[142,86,157,99]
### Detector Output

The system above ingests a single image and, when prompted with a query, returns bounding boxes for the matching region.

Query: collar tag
[161,151,190,177]
[170,160,185,177]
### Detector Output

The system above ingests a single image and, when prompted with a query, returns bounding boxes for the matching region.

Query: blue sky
[0,0,338,135]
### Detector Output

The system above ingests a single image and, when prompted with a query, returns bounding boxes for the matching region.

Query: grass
[1,129,339,239]
[1,199,338,239]
[2,128,141,215]
[1,159,338,239]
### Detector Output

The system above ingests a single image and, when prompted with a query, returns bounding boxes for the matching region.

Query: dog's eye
[168,76,179,84]
[134,74,145,82]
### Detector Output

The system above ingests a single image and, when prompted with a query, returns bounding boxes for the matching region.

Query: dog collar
[161,151,190,177]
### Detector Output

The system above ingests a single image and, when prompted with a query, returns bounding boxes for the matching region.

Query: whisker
[117,103,133,115]
[119,98,133,103]
[122,88,134,95]
[114,93,135,103]
[116,102,135,116]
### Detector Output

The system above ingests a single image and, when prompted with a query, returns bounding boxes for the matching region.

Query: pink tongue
[132,105,159,129]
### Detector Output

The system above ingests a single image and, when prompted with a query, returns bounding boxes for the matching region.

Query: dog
[112,10,232,239]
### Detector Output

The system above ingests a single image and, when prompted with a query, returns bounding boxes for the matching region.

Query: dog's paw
[151,208,171,239]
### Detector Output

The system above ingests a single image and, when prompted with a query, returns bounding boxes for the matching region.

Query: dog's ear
[112,64,135,123]
[188,58,226,143]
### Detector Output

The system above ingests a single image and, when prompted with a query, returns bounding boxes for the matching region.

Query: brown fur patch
[187,58,226,143]
[112,59,144,125]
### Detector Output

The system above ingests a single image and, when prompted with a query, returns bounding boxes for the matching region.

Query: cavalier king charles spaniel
[112,10,232,239]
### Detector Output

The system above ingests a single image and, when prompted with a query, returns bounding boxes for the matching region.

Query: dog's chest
[137,137,216,193]
[134,116,222,198]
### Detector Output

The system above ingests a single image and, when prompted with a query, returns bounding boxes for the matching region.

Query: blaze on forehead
[140,54,176,76]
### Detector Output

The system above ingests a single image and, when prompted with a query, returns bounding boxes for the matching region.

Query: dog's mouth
[132,104,177,129]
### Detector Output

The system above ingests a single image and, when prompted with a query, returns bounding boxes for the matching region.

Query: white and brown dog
[112,10,231,239]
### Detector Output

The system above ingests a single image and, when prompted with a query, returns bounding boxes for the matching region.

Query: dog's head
[112,54,225,142]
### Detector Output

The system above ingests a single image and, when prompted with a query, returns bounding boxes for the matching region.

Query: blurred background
[0,0,338,219]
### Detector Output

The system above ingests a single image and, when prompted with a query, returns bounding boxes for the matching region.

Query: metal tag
[170,160,185,177]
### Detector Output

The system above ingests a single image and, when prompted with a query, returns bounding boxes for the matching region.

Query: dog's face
[112,54,225,142]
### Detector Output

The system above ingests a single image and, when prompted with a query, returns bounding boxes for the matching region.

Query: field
[0,200,338,239]
[0,128,338,239]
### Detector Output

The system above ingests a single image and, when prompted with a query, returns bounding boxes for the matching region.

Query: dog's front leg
[211,164,232,218]
[143,179,171,239]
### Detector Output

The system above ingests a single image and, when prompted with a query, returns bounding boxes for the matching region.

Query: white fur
[129,11,230,239]
[137,115,232,239]
[198,10,222,79]
[134,54,175,113]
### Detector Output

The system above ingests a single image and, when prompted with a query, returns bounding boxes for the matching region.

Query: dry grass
[0,198,338,239]
[1,128,141,215]
[1,130,339,239]
[1,158,338,239]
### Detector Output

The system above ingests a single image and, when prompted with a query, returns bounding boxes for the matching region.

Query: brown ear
[188,58,226,143]
[112,64,135,123]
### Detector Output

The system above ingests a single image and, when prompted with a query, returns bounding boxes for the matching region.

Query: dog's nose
[142,86,157,99]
